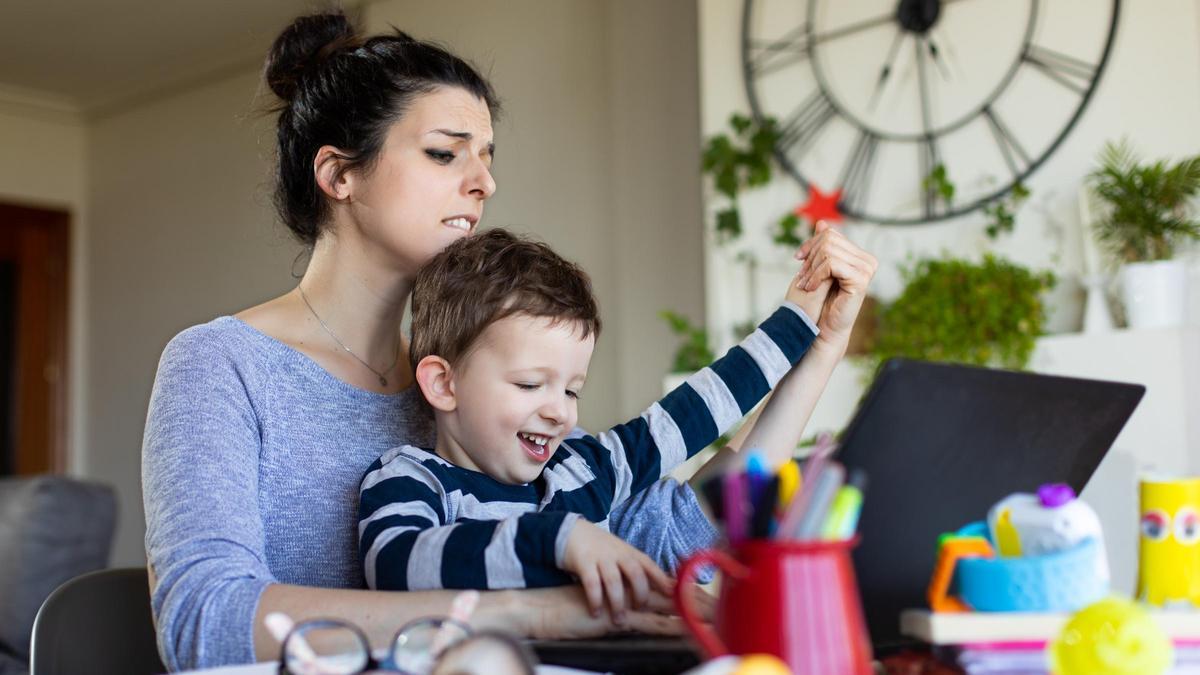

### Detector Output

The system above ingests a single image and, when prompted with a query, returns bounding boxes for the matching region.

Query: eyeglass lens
[390,618,472,674]
[284,623,370,675]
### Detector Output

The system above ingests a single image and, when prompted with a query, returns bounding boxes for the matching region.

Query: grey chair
[30,567,165,675]
[0,476,116,675]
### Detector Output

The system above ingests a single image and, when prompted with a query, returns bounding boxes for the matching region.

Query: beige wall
[66,0,704,566]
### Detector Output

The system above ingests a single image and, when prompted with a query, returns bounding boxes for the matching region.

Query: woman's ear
[415,355,457,412]
[313,145,355,202]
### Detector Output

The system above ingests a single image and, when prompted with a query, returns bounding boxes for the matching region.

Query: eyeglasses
[271,614,536,675]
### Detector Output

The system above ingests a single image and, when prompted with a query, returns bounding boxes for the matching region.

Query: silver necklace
[297,285,399,387]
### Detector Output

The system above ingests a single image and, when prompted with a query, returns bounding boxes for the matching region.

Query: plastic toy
[1048,596,1172,675]
[1138,477,1200,607]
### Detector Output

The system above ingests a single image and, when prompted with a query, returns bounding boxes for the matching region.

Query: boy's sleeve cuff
[781,301,820,336]
[555,512,582,568]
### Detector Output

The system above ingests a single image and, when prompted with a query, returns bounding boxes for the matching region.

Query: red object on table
[674,538,873,675]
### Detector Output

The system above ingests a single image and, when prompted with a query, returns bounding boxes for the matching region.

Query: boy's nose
[539,398,568,424]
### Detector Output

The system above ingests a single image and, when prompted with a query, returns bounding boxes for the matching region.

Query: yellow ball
[1049,597,1172,675]
[732,653,792,675]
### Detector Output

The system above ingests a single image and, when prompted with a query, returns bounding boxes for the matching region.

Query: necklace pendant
[378,374,388,387]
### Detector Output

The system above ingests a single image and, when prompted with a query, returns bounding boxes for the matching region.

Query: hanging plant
[701,113,780,242]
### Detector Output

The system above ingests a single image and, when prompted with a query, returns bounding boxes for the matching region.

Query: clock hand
[867,30,906,112]
[927,38,952,81]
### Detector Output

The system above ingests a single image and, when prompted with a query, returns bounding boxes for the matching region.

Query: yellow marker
[776,460,801,513]
[994,507,1023,557]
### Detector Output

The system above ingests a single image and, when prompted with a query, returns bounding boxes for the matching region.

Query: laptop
[839,358,1144,649]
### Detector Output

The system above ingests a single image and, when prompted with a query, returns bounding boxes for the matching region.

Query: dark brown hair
[264,10,501,246]
[410,229,601,370]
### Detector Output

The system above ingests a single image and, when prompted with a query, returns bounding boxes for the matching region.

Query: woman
[141,11,876,671]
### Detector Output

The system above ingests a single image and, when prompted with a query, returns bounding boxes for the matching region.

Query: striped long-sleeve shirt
[358,302,817,591]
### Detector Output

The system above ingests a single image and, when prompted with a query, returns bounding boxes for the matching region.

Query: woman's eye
[566,390,580,400]
[426,149,455,164]
[1141,510,1169,541]
[515,383,539,391]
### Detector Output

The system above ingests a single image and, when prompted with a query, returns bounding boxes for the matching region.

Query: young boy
[358,229,821,617]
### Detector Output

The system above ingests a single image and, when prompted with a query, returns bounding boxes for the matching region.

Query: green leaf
[773,212,803,247]
[716,208,742,240]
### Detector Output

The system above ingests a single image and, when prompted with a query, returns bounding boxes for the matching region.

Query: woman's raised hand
[793,221,878,355]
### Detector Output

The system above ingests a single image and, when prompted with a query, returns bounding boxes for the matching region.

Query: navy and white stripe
[359,302,816,591]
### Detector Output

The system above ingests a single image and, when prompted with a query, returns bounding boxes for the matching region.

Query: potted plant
[867,255,1056,371]
[1088,140,1200,329]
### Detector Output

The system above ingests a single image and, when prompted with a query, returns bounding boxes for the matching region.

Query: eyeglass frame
[276,615,474,675]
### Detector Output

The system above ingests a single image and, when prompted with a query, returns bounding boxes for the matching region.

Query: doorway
[0,202,69,475]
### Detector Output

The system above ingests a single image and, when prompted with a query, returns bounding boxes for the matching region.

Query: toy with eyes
[1138,477,1200,607]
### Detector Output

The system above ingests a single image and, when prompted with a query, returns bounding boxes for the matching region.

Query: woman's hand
[510,580,716,639]
[516,586,676,638]
[794,222,878,355]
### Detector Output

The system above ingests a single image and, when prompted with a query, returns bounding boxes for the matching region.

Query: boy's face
[440,313,595,485]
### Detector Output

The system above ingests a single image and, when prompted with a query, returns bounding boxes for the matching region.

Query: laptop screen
[835,359,1144,647]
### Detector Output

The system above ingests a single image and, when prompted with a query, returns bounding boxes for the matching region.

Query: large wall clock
[742,0,1120,225]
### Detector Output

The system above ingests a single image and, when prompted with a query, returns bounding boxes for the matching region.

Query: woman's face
[345,86,496,274]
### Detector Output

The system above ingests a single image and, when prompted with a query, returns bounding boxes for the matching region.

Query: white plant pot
[1120,259,1188,329]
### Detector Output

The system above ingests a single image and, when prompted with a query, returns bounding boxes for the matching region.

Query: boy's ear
[415,355,457,412]
[313,145,355,202]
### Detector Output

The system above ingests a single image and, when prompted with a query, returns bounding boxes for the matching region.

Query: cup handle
[673,548,749,659]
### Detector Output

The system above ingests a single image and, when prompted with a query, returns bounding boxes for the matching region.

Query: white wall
[698,0,1200,345]
[69,0,705,566]
[0,92,90,483]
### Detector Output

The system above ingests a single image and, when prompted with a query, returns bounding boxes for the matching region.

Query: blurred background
[0,0,1197,596]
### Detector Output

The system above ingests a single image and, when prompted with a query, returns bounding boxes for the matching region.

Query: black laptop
[840,358,1144,649]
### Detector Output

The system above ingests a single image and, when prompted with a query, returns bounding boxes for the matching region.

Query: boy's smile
[434,313,595,485]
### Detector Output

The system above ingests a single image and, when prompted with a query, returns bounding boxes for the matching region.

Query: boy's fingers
[600,562,627,620]
[619,559,650,608]
[580,569,604,617]
[643,559,674,596]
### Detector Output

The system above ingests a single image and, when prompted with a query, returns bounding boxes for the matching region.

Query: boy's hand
[786,270,833,321]
[563,519,674,622]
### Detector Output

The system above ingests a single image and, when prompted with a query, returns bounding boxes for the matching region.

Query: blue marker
[745,450,769,509]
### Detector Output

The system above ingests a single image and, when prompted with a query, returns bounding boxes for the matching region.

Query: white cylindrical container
[1121,259,1188,329]
[988,483,1109,582]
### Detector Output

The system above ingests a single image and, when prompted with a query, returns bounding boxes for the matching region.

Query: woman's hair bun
[264,11,358,102]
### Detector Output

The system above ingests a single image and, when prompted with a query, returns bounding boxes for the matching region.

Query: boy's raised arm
[567,295,819,509]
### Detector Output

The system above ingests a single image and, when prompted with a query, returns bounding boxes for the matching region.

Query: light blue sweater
[141,317,718,671]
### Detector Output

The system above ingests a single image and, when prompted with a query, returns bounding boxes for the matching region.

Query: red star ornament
[794,185,844,227]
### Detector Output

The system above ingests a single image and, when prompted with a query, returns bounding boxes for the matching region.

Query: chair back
[30,567,165,675]
[0,475,116,667]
